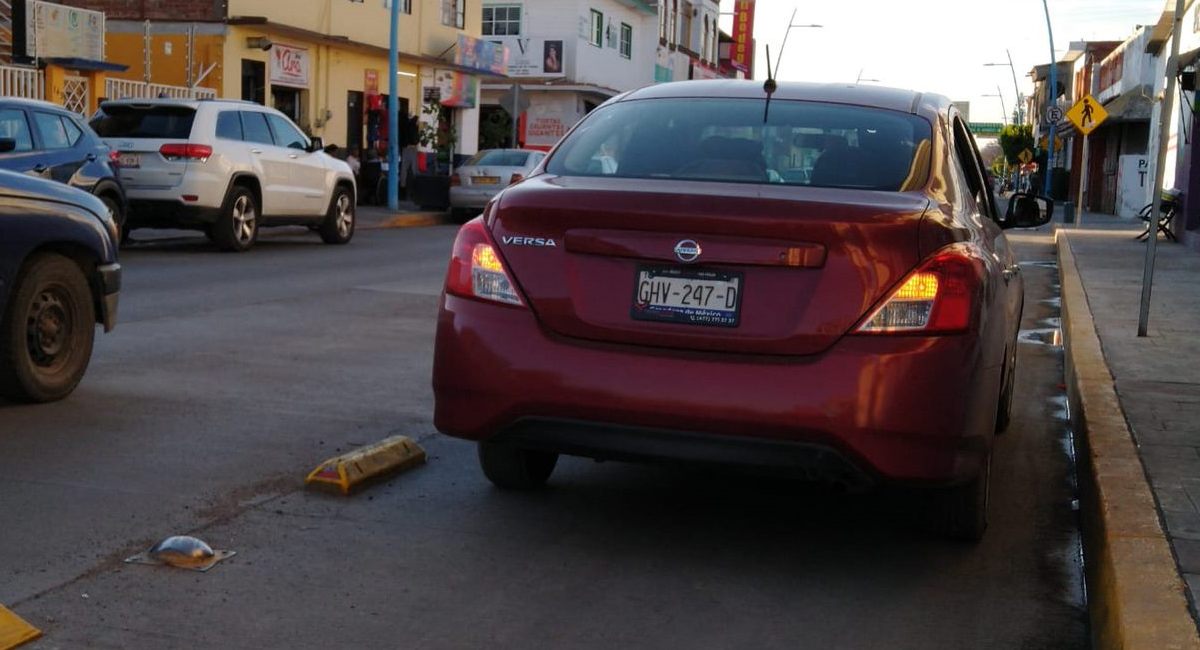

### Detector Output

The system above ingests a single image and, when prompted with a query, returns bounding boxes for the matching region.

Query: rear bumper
[127,199,222,229]
[433,294,1001,486]
[449,186,500,209]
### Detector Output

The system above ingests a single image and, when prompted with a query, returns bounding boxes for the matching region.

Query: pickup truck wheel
[0,254,95,403]
[318,187,355,244]
[212,186,258,252]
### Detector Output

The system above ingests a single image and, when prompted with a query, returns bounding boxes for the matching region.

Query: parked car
[0,169,121,403]
[449,148,546,222]
[89,98,356,252]
[0,97,128,240]
[431,79,1052,541]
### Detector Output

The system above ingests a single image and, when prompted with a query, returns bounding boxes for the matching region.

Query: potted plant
[410,100,457,210]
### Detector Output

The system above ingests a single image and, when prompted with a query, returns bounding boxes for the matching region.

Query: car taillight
[508,173,524,185]
[449,174,461,187]
[159,143,212,162]
[108,149,120,164]
[444,219,525,306]
[856,247,980,334]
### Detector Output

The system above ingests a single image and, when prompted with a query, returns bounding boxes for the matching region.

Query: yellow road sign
[1066,94,1108,136]
[1018,148,1033,164]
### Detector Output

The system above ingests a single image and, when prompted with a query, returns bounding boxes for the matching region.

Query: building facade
[54,0,488,159]
[478,0,660,151]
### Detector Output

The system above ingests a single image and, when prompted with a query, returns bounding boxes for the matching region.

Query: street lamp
[984,49,1023,125]
[774,8,822,74]
[982,85,1008,125]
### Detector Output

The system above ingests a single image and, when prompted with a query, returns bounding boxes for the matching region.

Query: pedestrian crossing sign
[1066,94,1108,136]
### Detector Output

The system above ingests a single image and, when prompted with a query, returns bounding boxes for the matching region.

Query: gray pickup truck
[0,168,121,403]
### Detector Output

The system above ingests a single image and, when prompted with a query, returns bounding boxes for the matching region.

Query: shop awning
[42,57,128,72]
[1101,86,1155,123]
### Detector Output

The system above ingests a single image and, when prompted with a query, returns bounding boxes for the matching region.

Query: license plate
[118,153,140,169]
[472,176,500,185]
[631,267,742,327]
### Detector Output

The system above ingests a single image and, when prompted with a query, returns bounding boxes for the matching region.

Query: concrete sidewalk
[1055,206,1200,649]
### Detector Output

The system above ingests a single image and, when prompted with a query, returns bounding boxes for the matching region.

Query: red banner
[731,0,755,74]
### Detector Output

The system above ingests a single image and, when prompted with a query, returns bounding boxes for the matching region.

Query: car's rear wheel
[478,441,558,489]
[929,453,991,542]
[318,187,355,244]
[0,254,95,403]
[98,194,129,245]
[212,186,259,252]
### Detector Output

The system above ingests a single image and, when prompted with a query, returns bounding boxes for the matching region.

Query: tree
[998,124,1035,166]
[418,100,458,174]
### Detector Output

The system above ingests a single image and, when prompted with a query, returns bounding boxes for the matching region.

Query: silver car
[449,148,545,221]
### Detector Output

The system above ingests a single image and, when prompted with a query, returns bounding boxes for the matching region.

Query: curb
[1056,230,1200,650]
[360,211,454,230]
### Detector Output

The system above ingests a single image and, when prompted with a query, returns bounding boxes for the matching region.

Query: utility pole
[1040,0,1057,198]
[1139,0,1187,336]
[386,0,400,211]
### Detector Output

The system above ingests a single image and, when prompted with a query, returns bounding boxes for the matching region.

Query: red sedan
[432,80,1051,541]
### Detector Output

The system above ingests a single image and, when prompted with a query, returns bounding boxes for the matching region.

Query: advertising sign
[731,0,755,74]
[270,44,310,88]
[489,37,566,78]
[24,0,105,61]
[436,69,477,108]
[454,34,509,76]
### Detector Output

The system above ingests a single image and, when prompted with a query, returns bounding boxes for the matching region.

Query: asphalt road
[0,225,1087,649]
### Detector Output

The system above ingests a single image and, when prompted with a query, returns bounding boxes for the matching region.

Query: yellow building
[60,0,486,157]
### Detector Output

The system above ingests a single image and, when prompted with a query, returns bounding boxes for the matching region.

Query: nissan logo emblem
[674,239,701,263]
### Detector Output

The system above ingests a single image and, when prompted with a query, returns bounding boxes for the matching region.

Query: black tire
[319,187,355,244]
[98,194,129,245]
[0,254,95,403]
[995,343,1017,433]
[212,185,258,252]
[478,441,558,489]
[928,454,991,542]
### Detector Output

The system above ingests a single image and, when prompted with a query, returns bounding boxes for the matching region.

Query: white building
[478,0,723,150]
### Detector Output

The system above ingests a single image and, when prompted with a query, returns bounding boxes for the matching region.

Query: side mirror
[1003,192,1054,229]
[0,137,16,153]
[308,137,324,153]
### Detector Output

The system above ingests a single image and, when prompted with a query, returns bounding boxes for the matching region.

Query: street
[0,225,1087,649]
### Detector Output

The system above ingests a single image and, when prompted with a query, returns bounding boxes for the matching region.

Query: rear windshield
[90,105,196,139]
[545,97,933,191]
[467,150,533,167]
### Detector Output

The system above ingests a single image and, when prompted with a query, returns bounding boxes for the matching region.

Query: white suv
[90,98,356,252]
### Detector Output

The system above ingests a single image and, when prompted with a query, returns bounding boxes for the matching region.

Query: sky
[718,0,1167,125]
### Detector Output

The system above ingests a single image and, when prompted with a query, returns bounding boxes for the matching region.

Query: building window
[483,5,521,36]
[384,0,412,13]
[620,23,632,59]
[590,9,603,47]
[442,0,465,28]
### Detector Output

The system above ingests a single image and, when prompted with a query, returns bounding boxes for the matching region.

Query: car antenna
[762,44,776,123]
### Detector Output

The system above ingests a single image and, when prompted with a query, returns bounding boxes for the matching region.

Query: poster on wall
[22,0,105,61]
[436,69,477,108]
[270,44,310,88]
[488,37,566,78]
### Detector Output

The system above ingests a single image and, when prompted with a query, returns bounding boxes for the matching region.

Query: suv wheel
[0,254,95,403]
[98,194,129,245]
[213,186,259,252]
[319,187,355,244]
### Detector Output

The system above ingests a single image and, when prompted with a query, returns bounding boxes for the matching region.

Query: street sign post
[1066,94,1108,136]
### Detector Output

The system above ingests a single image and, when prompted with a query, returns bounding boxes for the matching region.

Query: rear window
[90,105,196,139]
[545,97,933,191]
[467,150,534,167]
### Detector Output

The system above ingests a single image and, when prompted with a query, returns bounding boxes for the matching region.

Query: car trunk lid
[490,176,932,356]
[90,104,197,190]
